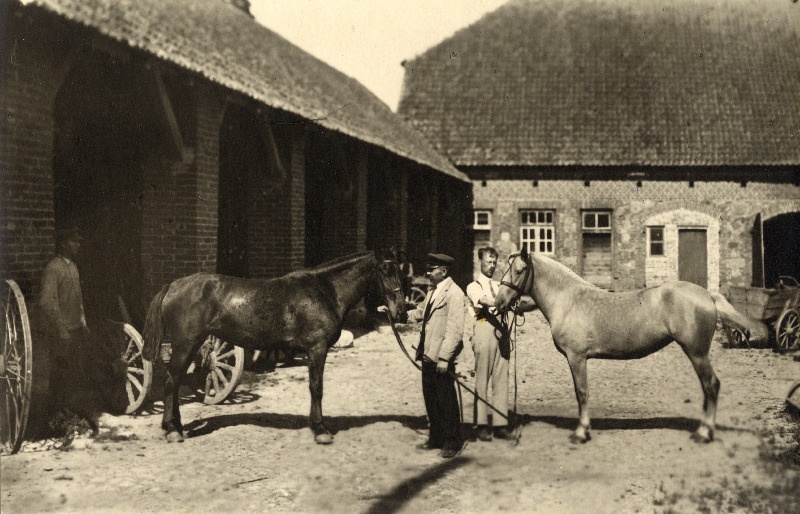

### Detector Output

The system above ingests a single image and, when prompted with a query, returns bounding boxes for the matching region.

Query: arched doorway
[53,53,155,327]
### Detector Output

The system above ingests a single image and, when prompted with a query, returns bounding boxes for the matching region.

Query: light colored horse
[494,248,765,443]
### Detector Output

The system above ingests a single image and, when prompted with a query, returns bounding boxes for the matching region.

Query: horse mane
[309,251,374,275]
[532,253,596,288]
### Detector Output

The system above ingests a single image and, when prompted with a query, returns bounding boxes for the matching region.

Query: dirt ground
[2,311,799,514]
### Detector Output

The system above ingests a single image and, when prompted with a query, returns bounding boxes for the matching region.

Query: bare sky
[250,0,508,111]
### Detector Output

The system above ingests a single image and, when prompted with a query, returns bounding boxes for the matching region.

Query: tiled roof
[19,0,467,181]
[398,0,800,167]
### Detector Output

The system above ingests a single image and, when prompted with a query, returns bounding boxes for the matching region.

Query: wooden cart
[724,276,800,351]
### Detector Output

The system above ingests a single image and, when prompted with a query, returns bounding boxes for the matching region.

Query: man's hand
[436,359,449,374]
[376,305,388,314]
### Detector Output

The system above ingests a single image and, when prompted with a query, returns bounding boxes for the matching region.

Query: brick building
[398,0,799,292]
[0,0,473,327]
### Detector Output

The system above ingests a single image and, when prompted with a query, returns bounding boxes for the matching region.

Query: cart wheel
[122,324,152,414]
[195,336,244,405]
[1,279,33,454]
[731,327,750,348]
[775,308,799,352]
[409,286,427,308]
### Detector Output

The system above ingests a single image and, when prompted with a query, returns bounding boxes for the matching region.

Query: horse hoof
[569,433,589,444]
[314,433,334,445]
[166,431,184,443]
[690,431,712,444]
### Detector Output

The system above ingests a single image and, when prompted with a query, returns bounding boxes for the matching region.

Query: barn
[398,0,799,292]
[0,0,473,326]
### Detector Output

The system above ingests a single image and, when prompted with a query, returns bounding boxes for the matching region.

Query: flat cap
[427,253,454,266]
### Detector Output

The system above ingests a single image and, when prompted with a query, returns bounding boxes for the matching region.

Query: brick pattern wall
[141,81,223,299]
[0,12,62,295]
[474,179,800,290]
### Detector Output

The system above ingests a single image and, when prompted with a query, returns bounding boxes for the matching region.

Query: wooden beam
[145,61,187,161]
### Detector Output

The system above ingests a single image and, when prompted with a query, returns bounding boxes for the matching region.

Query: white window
[520,210,554,254]
[648,226,665,256]
[473,210,491,230]
[582,211,612,231]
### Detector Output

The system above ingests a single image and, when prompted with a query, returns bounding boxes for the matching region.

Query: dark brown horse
[142,251,406,443]
[495,248,764,444]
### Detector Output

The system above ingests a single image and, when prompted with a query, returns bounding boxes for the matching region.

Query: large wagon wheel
[122,324,152,414]
[194,336,244,405]
[1,279,33,454]
[408,286,427,308]
[775,308,799,352]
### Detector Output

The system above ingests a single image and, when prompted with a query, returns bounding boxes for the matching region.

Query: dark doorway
[678,229,707,288]
[218,105,262,278]
[53,54,152,327]
[763,212,800,287]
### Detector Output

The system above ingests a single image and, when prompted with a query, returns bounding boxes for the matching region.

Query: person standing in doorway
[466,247,511,441]
[397,249,414,302]
[384,253,466,458]
[39,223,90,410]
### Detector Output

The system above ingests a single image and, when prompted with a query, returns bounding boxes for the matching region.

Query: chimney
[220,0,253,17]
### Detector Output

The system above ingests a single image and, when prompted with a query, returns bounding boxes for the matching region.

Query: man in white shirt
[466,247,511,441]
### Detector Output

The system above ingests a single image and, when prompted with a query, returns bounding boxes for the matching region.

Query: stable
[1,0,473,325]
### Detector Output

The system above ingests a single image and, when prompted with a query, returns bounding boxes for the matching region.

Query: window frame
[648,226,665,256]
[473,210,492,230]
[582,210,612,232]
[519,209,555,255]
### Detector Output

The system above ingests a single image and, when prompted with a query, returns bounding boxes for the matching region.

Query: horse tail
[710,292,769,344]
[142,285,169,362]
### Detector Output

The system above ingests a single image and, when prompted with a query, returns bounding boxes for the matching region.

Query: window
[582,211,612,231]
[520,210,554,254]
[473,210,491,230]
[648,226,664,256]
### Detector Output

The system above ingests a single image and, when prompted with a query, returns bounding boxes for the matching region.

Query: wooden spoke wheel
[1,280,33,454]
[195,336,244,405]
[730,327,749,348]
[775,308,800,352]
[409,286,427,308]
[122,324,152,414]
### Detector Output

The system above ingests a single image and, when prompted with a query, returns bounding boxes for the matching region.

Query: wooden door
[678,229,707,288]
[582,233,613,290]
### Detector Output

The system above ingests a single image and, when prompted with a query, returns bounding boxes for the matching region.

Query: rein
[383,311,522,445]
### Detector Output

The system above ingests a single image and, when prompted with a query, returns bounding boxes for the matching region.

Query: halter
[499,252,533,305]
[377,259,404,307]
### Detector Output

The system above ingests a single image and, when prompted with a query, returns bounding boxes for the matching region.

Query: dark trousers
[421,361,462,450]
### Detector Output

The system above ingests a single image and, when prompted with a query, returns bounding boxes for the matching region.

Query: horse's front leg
[307,343,332,444]
[565,351,591,443]
[162,365,185,443]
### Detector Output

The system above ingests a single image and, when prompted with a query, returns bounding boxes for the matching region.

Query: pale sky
[250,0,508,111]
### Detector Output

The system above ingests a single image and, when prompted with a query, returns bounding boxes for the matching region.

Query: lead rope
[384,311,521,445]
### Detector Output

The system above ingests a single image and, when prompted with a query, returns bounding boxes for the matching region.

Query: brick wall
[0,11,62,295]
[474,178,800,290]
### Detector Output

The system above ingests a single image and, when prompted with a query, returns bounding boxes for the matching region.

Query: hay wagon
[723,276,800,351]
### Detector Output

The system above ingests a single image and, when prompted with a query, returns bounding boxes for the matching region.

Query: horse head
[365,250,407,321]
[495,247,533,313]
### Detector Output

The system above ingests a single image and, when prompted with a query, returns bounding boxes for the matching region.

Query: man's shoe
[476,426,492,441]
[493,427,512,440]
[439,444,464,459]
[416,440,443,450]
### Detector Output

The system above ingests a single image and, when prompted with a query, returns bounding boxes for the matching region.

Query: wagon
[407,275,432,307]
[723,276,800,352]
[0,278,246,454]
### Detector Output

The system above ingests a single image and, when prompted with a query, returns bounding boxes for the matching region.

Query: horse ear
[521,246,529,260]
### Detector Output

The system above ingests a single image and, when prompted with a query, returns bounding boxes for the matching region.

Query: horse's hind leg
[685,353,720,443]
[162,338,202,443]
[565,352,591,443]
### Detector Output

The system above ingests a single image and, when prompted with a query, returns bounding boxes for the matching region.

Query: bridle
[377,259,404,308]
[499,252,533,307]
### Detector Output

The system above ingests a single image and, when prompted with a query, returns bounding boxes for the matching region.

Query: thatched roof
[398,0,800,168]
[17,0,467,181]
